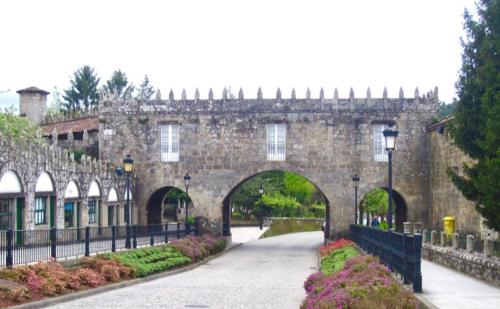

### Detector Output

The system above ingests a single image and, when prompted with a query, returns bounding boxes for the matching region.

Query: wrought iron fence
[0,222,199,268]
[350,225,422,293]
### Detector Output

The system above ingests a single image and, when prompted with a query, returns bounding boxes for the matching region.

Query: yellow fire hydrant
[443,216,456,236]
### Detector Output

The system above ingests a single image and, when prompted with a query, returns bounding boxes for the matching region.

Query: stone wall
[422,244,500,287]
[98,87,438,237]
[428,121,481,234]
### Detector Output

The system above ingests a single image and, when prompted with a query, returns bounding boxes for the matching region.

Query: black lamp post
[123,154,134,248]
[184,173,191,232]
[383,128,398,230]
[352,174,360,225]
[258,187,264,230]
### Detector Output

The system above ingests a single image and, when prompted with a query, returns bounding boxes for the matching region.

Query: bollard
[466,234,475,253]
[484,239,492,257]
[440,231,446,247]
[452,232,459,250]
[431,230,438,245]
[403,222,412,234]
[413,222,423,235]
[422,229,428,243]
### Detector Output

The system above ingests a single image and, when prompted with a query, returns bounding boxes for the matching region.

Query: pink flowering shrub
[171,234,226,262]
[302,255,418,309]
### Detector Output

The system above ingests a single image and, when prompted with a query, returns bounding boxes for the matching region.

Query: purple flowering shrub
[302,255,418,309]
[171,234,226,262]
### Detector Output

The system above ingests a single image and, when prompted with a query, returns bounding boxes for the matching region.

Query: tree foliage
[448,0,500,230]
[103,70,134,99]
[0,107,45,146]
[360,188,388,216]
[136,75,155,100]
[63,66,100,113]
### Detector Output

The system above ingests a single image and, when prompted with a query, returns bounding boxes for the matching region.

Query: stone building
[1,85,492,239]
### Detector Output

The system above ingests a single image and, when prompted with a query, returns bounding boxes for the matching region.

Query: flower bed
[0,234,226,307]
[303,239,418,309]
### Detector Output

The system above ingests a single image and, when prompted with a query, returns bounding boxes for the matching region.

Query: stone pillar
[431,230,438,245]
[466,235,475,253]
[440,231,446,246]
[413,222,423,234]
[484,239,492,257]
[403,222,412,234]
[422,229,428,243]
[452,233,459,250]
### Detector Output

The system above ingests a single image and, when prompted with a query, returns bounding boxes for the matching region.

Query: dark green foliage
[63,65,100,113]
[136,75,155,100]
[448,0,500,230]
[103,70,134,99]
[106,246,191,277]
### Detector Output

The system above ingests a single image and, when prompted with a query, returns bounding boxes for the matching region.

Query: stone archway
[146,186,191,225]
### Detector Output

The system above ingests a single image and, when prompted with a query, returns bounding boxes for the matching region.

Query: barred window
[373,124,388,162]
[0,199,13,230]
[88,200,97,224]
[34,197,46,225]
[267,124,286,161]
[160,124,180,162]
[64,202,74,228]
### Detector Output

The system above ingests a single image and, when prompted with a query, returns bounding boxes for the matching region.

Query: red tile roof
[42,116,99,135]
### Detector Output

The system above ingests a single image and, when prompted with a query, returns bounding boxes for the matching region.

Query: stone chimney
[16,86,50,124]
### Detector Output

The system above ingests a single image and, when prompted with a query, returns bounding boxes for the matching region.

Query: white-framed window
[161,124,180,162]
[88,200,97,224]
[34,197,46,225]
[267,123,286,161]
[373,124,388,162]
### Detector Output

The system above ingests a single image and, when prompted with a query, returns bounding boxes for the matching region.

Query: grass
[261,218,322,238]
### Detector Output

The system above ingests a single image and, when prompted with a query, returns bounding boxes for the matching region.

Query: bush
[171,235,226,262]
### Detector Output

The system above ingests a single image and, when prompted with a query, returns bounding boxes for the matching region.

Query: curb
[11,243,243,309]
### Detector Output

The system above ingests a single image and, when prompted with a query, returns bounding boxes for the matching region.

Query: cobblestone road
[48,231,323,309]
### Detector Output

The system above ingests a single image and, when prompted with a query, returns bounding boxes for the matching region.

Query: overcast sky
[0,0,476,109]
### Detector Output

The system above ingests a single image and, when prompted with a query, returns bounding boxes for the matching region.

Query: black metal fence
[0,222,200,268]
[350,225,422,293]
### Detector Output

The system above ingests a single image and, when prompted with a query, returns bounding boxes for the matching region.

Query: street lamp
[123,154,133,248]
[184,173,191,233]
[352,174,360,225]
[383,128,398,230]
[258,187,264,229]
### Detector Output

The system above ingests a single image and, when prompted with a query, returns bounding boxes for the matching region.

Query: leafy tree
[103,70,134,99]
[360,188,388,217]
[448,0,500,231]
[0,107,46,147]
[136,75,155,100]
[63,66,100,113]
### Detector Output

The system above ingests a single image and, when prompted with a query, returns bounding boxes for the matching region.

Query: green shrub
[320,246,358,275]
[261,218,322,238]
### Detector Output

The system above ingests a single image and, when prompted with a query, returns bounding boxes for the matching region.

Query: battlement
[98,87,439,114]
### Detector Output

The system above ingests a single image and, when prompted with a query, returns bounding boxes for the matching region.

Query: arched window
[0,170,23,230]
[35,172,55,226]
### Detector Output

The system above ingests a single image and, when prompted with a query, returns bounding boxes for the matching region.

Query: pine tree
[136,75,155,100]
[103,70,134,99]
[448,0,500,230]
[63,66,100,113]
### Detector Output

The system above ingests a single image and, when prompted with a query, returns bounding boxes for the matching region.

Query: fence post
[177,222,180,239]
[132,225,137,248]
[402,233,410,284]
[85,227,90,257]
[125,225,131,249]
[149,225,154,246]
[413,234,423,293]
[195,218,201,236]
[51,227,57,259]
[111,226,116,252]
[185,222,190,236]
[164,224,169,243]
[6,228,13,268]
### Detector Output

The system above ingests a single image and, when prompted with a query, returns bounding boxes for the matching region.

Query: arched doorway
[0,170,24,231]
[87,180,101,226]
[359,187,407,232]
[107,188,119,226]
[146,186,192,225]
[35,171,56,228]
[64,180,80,228]
[221,170,330,238]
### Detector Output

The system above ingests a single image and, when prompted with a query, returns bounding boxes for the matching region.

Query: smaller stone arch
[0,170,24,195]
[87,179,102,226]
[34,171,56,227]
[0,170,24,230]
[358,187,408,232]
[146,186,191,225]
[106,187,119,226]
[63,180,80,228]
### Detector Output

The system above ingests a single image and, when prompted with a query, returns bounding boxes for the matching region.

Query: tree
[103,70,134,99]
[136,75,155,100]
[448,0,500,230]
[360,188,388,217]
[63,66,100,113]
[0,107,45,146]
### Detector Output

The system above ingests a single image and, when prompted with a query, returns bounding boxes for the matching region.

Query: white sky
[0,0,476,108]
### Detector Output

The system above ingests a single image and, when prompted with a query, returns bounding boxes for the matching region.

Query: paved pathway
[48,231,323,309]
[230,226,268,244]
[421,259,500,309]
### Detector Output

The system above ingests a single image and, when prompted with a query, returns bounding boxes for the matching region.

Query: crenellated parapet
[98,87,439,115]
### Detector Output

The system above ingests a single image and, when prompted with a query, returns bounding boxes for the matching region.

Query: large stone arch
[146,186,190,225]
[220,169,331,238]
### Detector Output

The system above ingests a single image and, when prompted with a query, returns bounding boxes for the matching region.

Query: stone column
[403,222,412,234]
[452,233,459,250]
[466,235,475,253]
[440,231,446,247]
[431,230,438,245]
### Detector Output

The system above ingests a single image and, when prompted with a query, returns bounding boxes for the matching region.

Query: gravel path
[48,231,323,309]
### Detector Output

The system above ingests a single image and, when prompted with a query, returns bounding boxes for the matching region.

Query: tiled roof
[427,115,454,132]
[41,116,99,135]
[16,87,50,95]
